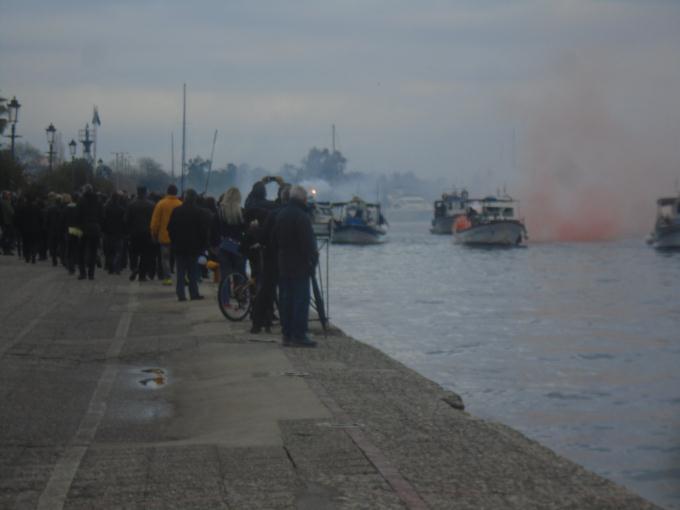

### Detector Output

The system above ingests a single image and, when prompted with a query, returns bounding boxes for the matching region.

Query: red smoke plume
[512,54,679,242]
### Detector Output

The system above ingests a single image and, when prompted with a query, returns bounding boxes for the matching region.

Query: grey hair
[289,185,307,202]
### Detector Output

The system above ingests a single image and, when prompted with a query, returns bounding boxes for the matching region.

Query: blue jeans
[278,276,310,340]
[218,250,245,304]
[175,254,200,299]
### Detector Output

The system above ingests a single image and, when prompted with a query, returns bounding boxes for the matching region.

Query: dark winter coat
[272,199,317,279]
[103,201,126,237]
[15,201,43,235]
[125,198,155,236]
[45,204,63,238]
[77,192,104,238]
[61,203,79,233]
[167,202,208,257]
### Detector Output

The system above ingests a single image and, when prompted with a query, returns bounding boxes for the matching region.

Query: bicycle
[217,271,255,321]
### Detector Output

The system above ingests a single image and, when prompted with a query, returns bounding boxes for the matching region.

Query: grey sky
[2,0,680,193]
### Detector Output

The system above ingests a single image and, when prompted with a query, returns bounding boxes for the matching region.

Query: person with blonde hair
[211,187,247,306]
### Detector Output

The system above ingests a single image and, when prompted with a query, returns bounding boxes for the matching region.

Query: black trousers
[78,234,100,278]
[129,232,154,279]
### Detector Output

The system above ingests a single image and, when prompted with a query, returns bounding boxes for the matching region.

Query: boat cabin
[656,196,680,224]
[468,197,518,220]
[433,189,468,218]
[332,197,385,227]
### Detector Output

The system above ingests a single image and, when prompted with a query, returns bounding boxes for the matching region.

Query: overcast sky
[2,1,680,196]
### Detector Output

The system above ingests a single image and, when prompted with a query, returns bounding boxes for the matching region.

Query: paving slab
[0,257,660,509]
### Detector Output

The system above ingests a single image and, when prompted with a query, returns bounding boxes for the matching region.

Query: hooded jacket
[150,194,182,244]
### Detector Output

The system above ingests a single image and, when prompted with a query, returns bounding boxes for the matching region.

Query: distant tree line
[1,137,440,203]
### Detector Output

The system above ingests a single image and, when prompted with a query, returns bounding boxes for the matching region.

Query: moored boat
[648,194,680,249]
[430,189,468,234]
[331,197,388,245]
[453,196,527,246]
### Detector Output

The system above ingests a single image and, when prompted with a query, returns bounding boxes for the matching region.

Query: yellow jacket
[150,195,182,244]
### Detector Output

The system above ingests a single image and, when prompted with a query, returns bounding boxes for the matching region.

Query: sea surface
[325,219,680,509]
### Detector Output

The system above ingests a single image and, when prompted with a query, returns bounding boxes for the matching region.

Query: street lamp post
[68,139,77,191]
[7,97,21,159]
[68,139,77,161]
[46,123,56,172]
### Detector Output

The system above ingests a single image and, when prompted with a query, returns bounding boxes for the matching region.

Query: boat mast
[180,83,187,196]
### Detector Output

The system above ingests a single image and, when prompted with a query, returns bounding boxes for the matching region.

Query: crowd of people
[0,177,319,347]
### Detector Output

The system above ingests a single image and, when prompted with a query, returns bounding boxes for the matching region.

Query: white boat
[649,194,680,249]
[453,196,527,246]
[331,197,388,245]
[430,189,468,234]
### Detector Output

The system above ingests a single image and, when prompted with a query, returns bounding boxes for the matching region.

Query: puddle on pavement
[138,368,168,388]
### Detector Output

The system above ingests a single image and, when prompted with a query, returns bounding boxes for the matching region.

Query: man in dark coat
[76,184,104,280]
[250,184,290,334]
[14,194,43,264]
[167,189,208,301]
[272,185,318,347]
[45,194,64,267]
[125,186,155,281]
[103,192,126,274]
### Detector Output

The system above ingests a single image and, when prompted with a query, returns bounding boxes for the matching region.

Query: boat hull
[332,225,386,245]
[454,221,525,246]
[430,216,459,234]
[651,225,680,249]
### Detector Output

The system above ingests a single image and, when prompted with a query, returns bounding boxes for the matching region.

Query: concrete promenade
[0,256,659,509]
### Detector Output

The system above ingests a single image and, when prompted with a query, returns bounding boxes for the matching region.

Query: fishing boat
[430,189,468,234]
[331,197,388,245]
[453,196,527,246]
[648,194,680,249]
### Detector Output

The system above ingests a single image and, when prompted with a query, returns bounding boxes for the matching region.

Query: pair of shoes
[250,326,262,334]
[162,278,173,286]
[129,270,137,281]
[178,296,187,302]
[291,337,317,348]
[190,295,204,301]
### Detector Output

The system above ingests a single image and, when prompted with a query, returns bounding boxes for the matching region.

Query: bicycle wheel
[217,272,252,321]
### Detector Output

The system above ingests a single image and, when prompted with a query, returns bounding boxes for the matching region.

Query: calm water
[326,219,680,509]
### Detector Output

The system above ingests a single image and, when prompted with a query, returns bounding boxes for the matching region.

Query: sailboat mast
[332,124,336,153]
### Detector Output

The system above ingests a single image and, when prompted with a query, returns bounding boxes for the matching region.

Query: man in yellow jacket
[150,184,182,285]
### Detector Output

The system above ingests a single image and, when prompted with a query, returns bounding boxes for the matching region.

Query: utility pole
[332,124,336,153]
[170,132,175,180]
